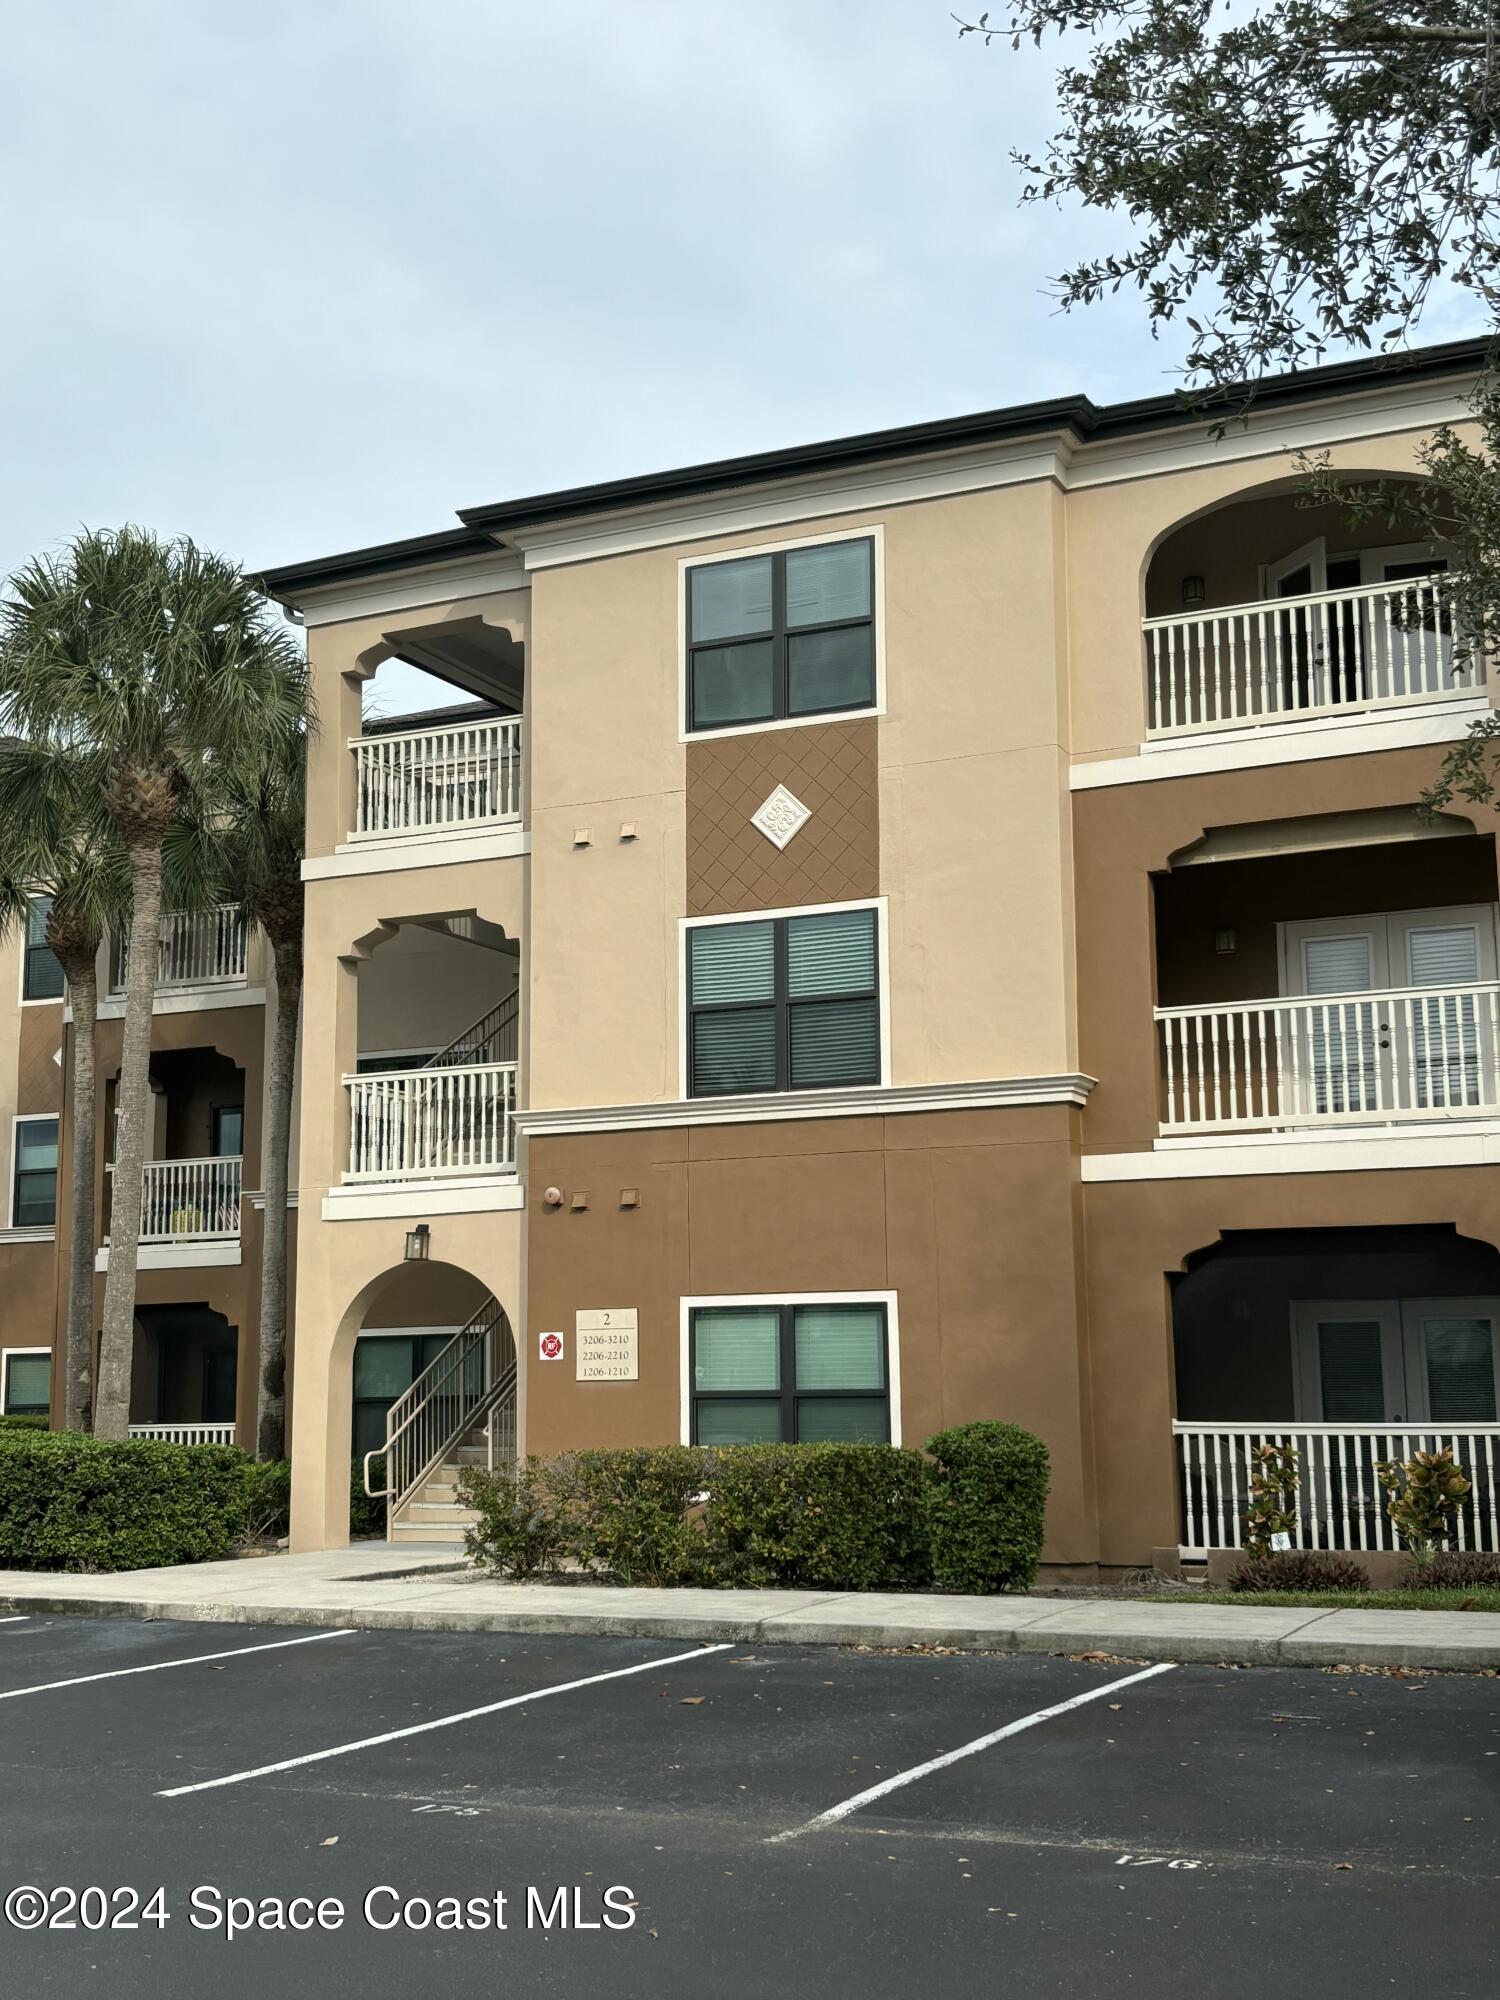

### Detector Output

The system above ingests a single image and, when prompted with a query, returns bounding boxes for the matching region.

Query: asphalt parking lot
[0,1614,1494,1997]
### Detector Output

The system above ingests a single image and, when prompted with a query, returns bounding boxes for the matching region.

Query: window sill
[680,705,882,746]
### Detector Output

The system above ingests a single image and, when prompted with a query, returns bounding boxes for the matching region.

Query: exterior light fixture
[404,1223,430,1262]
[1180,575,1206,607]
[1214,928,1238,956]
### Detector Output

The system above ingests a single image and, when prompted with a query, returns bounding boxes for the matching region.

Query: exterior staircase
[388,1421,494,1544]
[363,1292,517,1545]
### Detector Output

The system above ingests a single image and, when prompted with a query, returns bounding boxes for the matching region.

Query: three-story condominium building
[261,335,1500,1569]
[0,901,292,1445]
[10,335,1495,1577]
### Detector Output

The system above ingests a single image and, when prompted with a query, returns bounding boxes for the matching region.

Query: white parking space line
[0,1628,356,1701]
[768,1660,1179,1843]
[159,1641,737,1798]
[0,1616,29,1625]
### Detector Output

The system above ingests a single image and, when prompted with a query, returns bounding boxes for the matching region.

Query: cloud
[0,0,1483,668]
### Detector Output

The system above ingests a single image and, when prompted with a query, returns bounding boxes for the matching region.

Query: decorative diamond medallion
[750,783,812,851]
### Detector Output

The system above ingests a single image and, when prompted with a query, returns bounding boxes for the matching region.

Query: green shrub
[1228,1550,1370,1592]
[462,1427,1050,1595]
[1405,1549,1500,1589]
[461,1459,573,1580]
[240,1458,291,1541]
[550,1447,705,1585]
[0,1413,47,1432]
[695,1444,932,1590]
[1377,1447,1473,1560]
[0,1429,252,1572]
[350,1458,386,1540]
[922,1422,1050,1594]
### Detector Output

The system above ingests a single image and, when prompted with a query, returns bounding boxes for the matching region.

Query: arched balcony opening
[343,915,520,1187]
[1172,1226,1500,1561]
[1142,479,1477,738]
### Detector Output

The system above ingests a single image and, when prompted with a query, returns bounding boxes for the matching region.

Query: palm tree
[210,684,313,1461]
[0,741,128,1431]
[0,529,305,1440]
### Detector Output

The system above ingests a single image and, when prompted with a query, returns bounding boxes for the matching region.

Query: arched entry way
[333,1259,517,1545]
[1172,1226,1500,1557]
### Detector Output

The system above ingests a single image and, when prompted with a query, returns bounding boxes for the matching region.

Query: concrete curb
[2,1586,1497,1671]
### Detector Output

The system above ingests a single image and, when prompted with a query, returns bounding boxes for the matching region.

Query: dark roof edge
[261,336,1492,599]
[257,524,496,597]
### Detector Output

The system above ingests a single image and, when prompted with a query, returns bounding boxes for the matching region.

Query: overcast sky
[1,1,1485,714]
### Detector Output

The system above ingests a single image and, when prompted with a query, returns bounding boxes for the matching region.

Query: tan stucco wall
[288,1210,521,1550]
[1065,426,1474,762]
[525,484,1080,1109]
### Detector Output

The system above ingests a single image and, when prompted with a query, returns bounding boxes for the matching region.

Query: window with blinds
[691,1301,890,1444]
[688,907,880,1097]
[686,537,875,730]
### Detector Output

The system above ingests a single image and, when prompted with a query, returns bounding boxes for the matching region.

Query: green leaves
[962,1,1500,396]
[461,1426,1051,1596]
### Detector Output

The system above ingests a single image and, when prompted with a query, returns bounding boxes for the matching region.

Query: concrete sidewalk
[3,1544,1498,1670]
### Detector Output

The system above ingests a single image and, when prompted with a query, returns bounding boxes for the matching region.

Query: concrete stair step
[404,1501,479,1523]
[389,1519,468,1544]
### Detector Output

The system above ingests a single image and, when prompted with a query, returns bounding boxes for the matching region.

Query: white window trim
[1,1345,50,1418]
[679,896,891,1102]
[678,1290,902,1447]
[9,1113,59,1230]
[18,895,63,1009]
[677,523,886,743]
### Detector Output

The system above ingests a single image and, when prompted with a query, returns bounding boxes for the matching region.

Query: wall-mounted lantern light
[1180,574,1206,607]
[404,1223,430,1262]
[1214,928,1238,956]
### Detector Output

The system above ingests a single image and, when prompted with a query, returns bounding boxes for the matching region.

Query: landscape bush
[922,1422,1051,1594]
[1227,1549,1370,1593]
[461,1423,1050,1595]
[0,1428,253,1572]
[1404,1549,1500,1590]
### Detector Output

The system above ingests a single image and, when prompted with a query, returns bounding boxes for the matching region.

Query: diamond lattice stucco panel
[686,718,879,916]
[16,1007,62,1117]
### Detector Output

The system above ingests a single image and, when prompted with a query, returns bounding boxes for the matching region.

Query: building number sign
[576,1308,639,1382]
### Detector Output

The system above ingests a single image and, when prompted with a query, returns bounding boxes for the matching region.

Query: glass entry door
[1282,906,1499,1118]
[1294,1298,1500,1422]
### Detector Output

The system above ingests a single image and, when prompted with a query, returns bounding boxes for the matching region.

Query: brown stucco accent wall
[1084,1165,1500,1566]
[1153,835,1498,1009]
[16,1004,63,1117]
[523,1104,1100,1566]
[684,717,879,917]
[1073,744,1473,1153]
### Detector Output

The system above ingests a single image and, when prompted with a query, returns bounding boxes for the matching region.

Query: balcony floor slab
[94,1241,242,1271]
[321,1176,524,1222]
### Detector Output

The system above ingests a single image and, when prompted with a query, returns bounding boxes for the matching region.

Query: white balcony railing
[127,1156,243,1242]
[110,905,248,994]
[1144,572,1479,737]
[1175,1421,1500,1556]
[1156,982,1500,1134]
[350,716,522,840]
[127,1422,237,1446]
[344,1062,518,1181]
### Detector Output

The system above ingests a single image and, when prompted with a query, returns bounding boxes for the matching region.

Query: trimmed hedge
[0,1433,392,1570]
[0,1429,253,1572]
[461,1423,1050,1595]
[923,1422,1051,1595]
